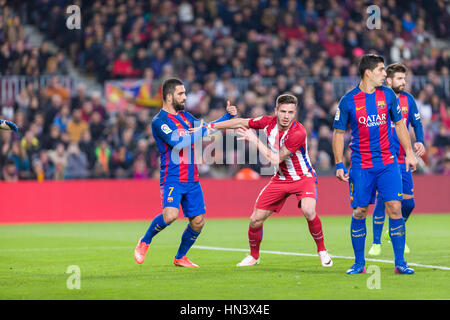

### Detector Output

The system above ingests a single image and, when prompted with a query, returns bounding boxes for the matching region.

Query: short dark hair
[162,78,183,101]
[358,54,385,78]
[386,62,408,79]
[276,93,298,108]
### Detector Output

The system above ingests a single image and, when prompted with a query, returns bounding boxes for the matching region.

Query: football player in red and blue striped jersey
[369,63,425,256]
[332,55,418,274]
[134,78,236,267]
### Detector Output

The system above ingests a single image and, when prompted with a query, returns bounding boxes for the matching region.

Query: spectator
[111,144,133,178]
[94,139,111,178]
[47,142,68,180]
[2,158,18,182]
[66,109,89,143]
[45,76,70,102]
[112,52,139,79]
[66,142,89,179]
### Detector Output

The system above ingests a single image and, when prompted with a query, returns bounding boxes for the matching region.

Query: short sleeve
[283,128,305,154]
[248,116,273,129]
[333,96,349,130]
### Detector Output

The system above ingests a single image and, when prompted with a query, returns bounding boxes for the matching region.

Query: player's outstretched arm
[394,120,418,172]
[332,129,349,182]
[236,128,291,166]
[0,120,19,132]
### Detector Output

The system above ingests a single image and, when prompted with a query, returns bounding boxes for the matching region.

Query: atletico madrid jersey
[333,85,403,169]
[248,116,316,181]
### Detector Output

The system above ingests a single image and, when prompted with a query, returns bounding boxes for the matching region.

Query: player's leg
[401,163,415,222]
[300,197,333,267]
[378,162,414,274]
[237,180,288,266]
[135,184,182,264]
[346,167,376,274]
[174,213,205,267]
[347,205,369,274]
[174,182,206,267]
[237,208,273,266]
[369,192,385,256]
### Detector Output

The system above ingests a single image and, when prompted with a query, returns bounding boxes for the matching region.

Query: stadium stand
[0,0,449,181]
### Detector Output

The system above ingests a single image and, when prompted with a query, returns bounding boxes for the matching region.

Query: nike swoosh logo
[390,225,403,231]
[398,193,403,197]
[352,228,365,233]
[356,106,365,111]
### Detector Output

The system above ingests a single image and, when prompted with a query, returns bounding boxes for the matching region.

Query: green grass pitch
[0,214,449,300]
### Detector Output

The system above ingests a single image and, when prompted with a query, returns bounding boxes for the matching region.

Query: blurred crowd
[0,0,449,181]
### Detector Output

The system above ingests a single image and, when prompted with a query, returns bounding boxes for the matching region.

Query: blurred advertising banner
[105,79,162,112]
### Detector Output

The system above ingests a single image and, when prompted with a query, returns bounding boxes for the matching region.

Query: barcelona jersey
[333,85,403,169]
[391,91,424,163]
[152,110,201,184]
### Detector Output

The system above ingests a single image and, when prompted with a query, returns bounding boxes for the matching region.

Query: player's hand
[189,119,207,134]
[336,168,349,182]
[414,142,425,157]
[0,120,19,132]
[405,152,418,172]
[226,100,237,116]
[236,128,258,144]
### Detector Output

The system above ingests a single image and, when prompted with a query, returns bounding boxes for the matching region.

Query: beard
[392,84,405,94]
[173,99,185,111]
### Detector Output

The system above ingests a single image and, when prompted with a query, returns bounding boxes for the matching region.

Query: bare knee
[385,201,402,219]
[352,206,368,219]
[162,207,179,224]
[189,214,205,232]
[301,199,317,221]
[249,209,271,228]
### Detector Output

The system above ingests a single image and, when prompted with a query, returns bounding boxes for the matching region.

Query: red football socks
[307,215,326,252]
[248,225,263,259]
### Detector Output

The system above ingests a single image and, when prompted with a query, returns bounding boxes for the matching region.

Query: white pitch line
[193,245,450,271]
[1,245,449,271]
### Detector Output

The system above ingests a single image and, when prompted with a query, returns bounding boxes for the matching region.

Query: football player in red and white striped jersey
[207,94,333,267]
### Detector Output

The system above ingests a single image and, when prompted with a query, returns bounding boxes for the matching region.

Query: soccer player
[368,62,425,256]
[332,54,418,274]
[203,93,333,268]
[134,78,236,267]
[0,119,19,132]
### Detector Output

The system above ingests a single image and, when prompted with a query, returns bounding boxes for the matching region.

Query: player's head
[386,62,408,94]
[358,54,386,87]
[162,78,186,111]
[275,93,297,129]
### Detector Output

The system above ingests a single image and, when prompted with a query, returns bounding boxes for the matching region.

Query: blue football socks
[372,198,385,244]
[141,214,168,244]
[350,217,366,266]
[389,217,406,265]
[175,224,200,259]
[401,198,415,222]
